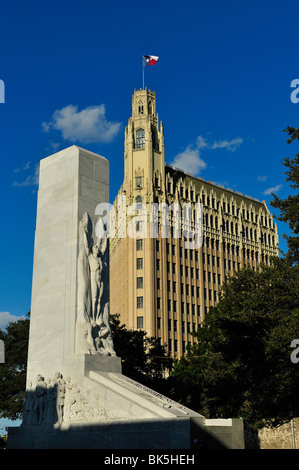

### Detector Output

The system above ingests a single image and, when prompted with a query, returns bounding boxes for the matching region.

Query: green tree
[170,262,299,424]
[271,125,299,264]
[0,314,30,421]
[110,314,171,389]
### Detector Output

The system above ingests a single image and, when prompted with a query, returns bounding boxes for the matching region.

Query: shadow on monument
[7,384,231,450]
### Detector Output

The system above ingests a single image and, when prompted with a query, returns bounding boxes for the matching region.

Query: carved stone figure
[33,374,47,425]
[23,371,112,426]
[64,376,75,422]
[22,381,35,425]
[44,378,54,424]
[53,372,65,424]
[70,388,84,420]
[76,212,116,356]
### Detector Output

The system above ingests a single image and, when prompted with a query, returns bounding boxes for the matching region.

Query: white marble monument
[7,145,245,449]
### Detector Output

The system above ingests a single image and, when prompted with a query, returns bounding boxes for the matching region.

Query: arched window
[136,196,142,203]
[136,128,145,149]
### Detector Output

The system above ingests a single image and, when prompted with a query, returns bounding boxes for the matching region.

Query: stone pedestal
[8,357,245,449]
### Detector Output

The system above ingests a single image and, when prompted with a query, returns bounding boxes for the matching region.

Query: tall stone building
[110,88,279,359]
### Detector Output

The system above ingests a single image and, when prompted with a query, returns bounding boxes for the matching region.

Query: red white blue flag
[143,55,159,66]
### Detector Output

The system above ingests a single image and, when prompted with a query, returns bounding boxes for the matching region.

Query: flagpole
[142,56,144,89]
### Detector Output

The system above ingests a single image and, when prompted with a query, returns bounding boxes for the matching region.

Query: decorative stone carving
[76,212,115,356]
[22,371,109,426]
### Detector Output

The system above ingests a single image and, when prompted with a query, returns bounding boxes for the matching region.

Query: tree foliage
[169,261,299,424]
[270,126,299,264]
[110,314,171,390]
[0,314,30,420]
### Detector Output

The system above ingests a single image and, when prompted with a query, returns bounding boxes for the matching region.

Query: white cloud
[263,184,283,195]
[172,145,207,175]
[209,137,243,152]
[170,134,243,176]
[257,175,268,182]
[13,163,39,188]
[0,312,25,330]
[14,161,32,173]
[42,104,122,144]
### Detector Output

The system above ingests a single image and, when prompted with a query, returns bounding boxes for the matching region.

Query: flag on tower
[143,55,159,66]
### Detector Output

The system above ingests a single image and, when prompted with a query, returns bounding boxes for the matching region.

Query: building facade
[110,88,279,359]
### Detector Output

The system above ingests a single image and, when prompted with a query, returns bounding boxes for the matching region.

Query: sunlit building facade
[110,88,279,359]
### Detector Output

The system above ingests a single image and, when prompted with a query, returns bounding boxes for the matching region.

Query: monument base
[7,357,244,449]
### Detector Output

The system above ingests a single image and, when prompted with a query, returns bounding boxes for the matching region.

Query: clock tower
[123,88,165,200]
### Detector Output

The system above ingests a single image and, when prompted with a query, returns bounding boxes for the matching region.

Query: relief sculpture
[76,212,115,356]
[22,372,109,426]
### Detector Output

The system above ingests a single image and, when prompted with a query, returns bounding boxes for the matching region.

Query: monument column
[27,145,110,383]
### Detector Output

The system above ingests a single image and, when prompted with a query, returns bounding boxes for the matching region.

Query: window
[137,258,143,269]
[137,316,143,328]
[136,128,145,149]
[136,239,143,251]
[137,296,143,308]
[137,277,143,289]
[136,176,143,188]
[136,221,143,232]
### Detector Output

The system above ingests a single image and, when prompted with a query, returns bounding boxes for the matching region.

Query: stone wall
[244,418,299,449]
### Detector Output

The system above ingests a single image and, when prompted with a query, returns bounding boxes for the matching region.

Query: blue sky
[0,0,298,328]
